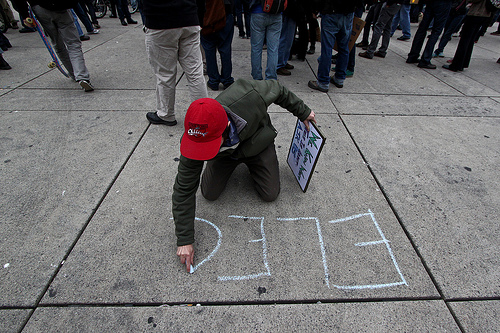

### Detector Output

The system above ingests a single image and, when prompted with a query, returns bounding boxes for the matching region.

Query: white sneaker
[88,29,99,34]
[78,80,94,92]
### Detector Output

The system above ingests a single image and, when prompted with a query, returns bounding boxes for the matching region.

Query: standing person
[432,0,468,57]
[443,0,494,72]
[201,0,235,91]
[0,0,19,29]
[358,0,402,60]
[308,0,363,92]
[391,0,412,41]
[406,0,453,69]
[11,0,36,32]
[276,0,301,76]
[234,0,251,38]
[357,0,384,49]
[249,0,283,80]
[173,79,316,272]
[27,0,94,91]
[116,0,137,26]
[143,0,208,126]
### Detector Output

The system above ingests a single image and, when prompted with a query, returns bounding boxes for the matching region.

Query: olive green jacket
[172,79,312,246]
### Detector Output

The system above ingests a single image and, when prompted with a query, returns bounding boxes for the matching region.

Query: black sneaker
[146,112,177,126]
[127,19,138,24]
[80,35,90,41]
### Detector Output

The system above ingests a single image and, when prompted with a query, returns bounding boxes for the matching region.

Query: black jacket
[143,0,203,29]
[314,0,364,14]
[28,0,78,11]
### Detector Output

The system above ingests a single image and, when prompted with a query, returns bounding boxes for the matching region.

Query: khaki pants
[201,143,280,202]
[145,26,207,122]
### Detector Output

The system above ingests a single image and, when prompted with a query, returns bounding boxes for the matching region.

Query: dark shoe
[80,35,90,41]
[307,47,315,54]
[308,80,328,93]
[121,20,128,26]
[146,112,177,126]
[406,58,419,64]
[284,63,294,70]
[277,67,291,76]
[78,80,94,92]
[358,51,373,59]
[223,81,234,89]
[207,82,219,91]
[356,41,368,48]
[374,51,386,58]
[329,76,343,88]
[127,19,138,24]
[19,27,36,33]
[497,58,500,64]
[417,63,437,69]
[442,64,458,72]
[110,14,117,18]
[0,55,12,70]
[93,23,100,29]
[397,36,410,41]
[11,21,19,29]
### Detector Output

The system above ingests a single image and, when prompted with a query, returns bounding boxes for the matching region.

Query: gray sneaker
[78,80,94,92]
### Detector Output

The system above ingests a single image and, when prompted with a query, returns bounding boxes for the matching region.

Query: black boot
[0,54,12,70]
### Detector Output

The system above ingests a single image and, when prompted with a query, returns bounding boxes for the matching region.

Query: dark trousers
[307,13,319,49]
[450,15,490,71]
[116,0,132,21]
[407,0,452,65]
[201,143,280,202]
[361,3,383,44]
[201,14,235,87]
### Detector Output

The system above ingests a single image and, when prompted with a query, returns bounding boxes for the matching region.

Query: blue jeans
[408,0,452,65]
[277,14,296,69]
[434,13,466,54]
[251,13,282,80]
[201,14,235,87]
[317,12,353,88]
[391,4,411,38]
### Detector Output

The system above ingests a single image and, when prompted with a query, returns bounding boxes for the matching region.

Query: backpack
[486,0,500,13]
[261,0,288,14]
[201,0,226,35]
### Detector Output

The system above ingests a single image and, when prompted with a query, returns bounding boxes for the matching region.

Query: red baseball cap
[180,98,228,161]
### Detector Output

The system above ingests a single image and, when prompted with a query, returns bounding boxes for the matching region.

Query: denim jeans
[277,14,296,69]
[434,13,466,54]
[317,12,353,88]
[251,13,282,80]
[201,14,235,87]
[391,4,411,38]
[408,0,452,65]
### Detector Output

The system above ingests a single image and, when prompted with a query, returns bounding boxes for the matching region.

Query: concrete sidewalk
[0,12,499,332]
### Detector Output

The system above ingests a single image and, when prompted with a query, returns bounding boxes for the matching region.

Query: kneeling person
[173,79,316,272]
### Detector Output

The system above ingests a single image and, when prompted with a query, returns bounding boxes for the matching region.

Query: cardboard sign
[287,120,326,192]
[334,16,366,52]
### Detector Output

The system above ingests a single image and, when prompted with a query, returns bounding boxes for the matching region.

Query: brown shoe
[277,67,291,76]
[284,63,294,70]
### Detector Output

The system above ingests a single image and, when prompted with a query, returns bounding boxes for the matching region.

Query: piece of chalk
[189,265,194,274]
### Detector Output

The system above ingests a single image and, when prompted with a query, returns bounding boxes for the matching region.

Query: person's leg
[178,26,208,101]
[366,5,395,56]
[201,33,221,89]
[419,0,451,65]
[70,9,85,37]
[218,14,235,87]
[242,0,251,37]
[316,13,338,88]
[307,12,318,51]
[391,8,401,36]
[277,14,296,69]
[264,13,282,80]
[332,12,353,86]
[145,28,179,121]
[32,6,75,76]
[400,4,411,38]
[56,10,90,81]
[201,157,241,201]
[361,4,376,44]
[436,14,464,54]
[234,0,244,37]
[407,3,434,61]
[378,4,401,56]
[250,13,266,80]
[245,143,280,202]
[448,16,476,71]
[73,3,94,33]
